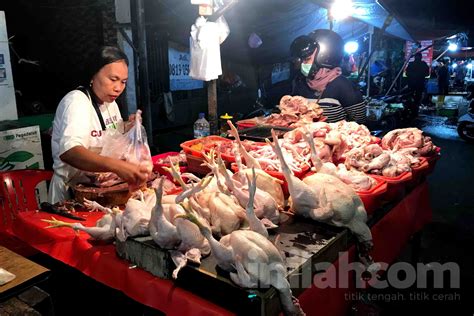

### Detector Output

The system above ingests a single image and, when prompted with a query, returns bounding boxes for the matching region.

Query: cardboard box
[0,125,47,202]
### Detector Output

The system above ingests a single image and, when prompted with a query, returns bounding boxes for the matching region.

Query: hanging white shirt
[189,16,230,81]
[48,90,123,203]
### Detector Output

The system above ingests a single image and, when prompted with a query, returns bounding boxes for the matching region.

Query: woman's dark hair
[84,46,129,84]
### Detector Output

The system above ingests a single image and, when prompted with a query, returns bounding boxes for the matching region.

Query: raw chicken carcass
[232,168,285,210]
[167,158,247,236]
[42,204,119,241]
[335,164,377,192]
[42,197,134,241]
[217,157,280,225]
[381,127,435,156]
[114,189,155,242]
[149,177,211,278]
[303,130,376,191]
[179,203,305,315]
[267,129,373,247]
[228,120,262,169]
[230,142,285,210]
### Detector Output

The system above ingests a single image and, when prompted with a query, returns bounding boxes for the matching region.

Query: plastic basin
[424,146,441,175]
[370,171,412,203]
[180,136,231,158]
[407,157,430,190]
[356,176,388,216]
[152,152,187,181]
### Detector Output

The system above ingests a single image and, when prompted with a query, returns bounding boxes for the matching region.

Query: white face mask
[301,63,312,76]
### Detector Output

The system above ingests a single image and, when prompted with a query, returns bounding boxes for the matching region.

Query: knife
[39,202,86,221]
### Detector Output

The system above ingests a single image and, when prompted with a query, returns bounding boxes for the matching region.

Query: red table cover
[11,182,432,316]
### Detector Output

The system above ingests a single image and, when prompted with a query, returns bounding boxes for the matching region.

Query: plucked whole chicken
[177,170,306,316]
[149,177,211,278]
[267,129,373,249]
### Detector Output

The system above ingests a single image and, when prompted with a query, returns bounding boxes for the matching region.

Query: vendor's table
[11,182,432,316]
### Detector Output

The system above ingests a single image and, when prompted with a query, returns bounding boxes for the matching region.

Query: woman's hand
[112,159,151,190]
[124,113,142,132]
[61,146,151,191]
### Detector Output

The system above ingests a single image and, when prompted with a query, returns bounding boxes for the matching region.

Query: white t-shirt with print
[48,90,123,203]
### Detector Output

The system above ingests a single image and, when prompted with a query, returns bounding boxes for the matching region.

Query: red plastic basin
[356,176,388,216]
[424,146,441,175]
[180,136,231,158]
[370,171,412,203]
[152,152,187,181]
[236,121,257,130]
[407,157,430,189]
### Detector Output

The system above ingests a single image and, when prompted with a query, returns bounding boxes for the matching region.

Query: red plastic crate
[152,152,187,181]
[356,177,388,216]
[370,171,412,203]
[180,136,231,158]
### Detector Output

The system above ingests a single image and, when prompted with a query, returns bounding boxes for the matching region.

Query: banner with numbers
[168,47,204,91]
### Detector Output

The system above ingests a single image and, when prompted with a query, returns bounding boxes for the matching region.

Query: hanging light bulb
[448,43,458,52]
[344,41,359,54]
[331,0,354,20]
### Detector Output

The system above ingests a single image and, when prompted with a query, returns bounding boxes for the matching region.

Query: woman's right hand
[113,160,151,190]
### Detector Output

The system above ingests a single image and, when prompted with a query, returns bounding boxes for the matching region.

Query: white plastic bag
[189,16,230,81]
[100,110,151,165]
[86,110,152,188]
[123,110,152,170]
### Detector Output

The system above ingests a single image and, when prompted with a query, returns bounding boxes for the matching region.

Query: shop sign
[168,47,204,91]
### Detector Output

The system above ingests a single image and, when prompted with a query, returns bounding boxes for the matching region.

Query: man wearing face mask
[290,29,366,123]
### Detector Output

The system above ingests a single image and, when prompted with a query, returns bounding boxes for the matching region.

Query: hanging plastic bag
[189,16,230,81]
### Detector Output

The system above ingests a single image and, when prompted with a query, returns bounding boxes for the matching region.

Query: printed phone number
[169,63,190,76]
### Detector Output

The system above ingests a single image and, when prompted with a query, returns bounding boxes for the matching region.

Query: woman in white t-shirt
[49,46,150,203]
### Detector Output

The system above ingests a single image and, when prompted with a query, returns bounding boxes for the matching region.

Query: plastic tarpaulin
[154,0,413,64]
[349,0,413,41]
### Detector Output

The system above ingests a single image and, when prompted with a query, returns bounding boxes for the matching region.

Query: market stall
[11,180,432,315]
[5,111,439,315]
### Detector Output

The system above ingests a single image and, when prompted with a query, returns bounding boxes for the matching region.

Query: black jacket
[406,60,429,89]
[292,74,366,123]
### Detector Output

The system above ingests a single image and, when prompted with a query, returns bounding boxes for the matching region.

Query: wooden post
[132,0,153,148]
[207,80,218,135]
